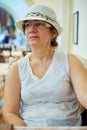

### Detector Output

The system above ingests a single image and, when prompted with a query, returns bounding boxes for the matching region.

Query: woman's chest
[20,68,74,105]
[29,59,52,79]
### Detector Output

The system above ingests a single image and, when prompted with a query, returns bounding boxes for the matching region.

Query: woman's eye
[25,23,31,27]
[36,23,44,27]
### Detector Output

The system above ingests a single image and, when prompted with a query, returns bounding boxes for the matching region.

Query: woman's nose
[28,25,37,33]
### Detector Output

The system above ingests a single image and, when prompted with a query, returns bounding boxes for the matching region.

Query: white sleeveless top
[18,51,81,127]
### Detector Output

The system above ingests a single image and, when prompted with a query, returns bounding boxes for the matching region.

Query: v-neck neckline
[27,51,55,80]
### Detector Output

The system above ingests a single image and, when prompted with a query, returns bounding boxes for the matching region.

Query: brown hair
[50,26,58,48]
[22,20,28,33]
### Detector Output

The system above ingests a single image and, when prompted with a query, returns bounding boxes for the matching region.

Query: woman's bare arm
[69,54,87,109]
[2,62,27,126]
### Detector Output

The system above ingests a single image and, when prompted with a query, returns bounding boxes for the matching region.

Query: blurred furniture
[80,103,87,126]
[0,63,9,75]
[0,44,23,63]
[0,63,9,123]
[0,46,12,56]
[0,75,5,123]
[81,109,87,126]
[22,50,31,56]
[0,50,22,63]
[0,55,5,62]
[0,46,12,62]
[11,51,22,59]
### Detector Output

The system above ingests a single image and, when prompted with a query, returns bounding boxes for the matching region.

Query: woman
[3,4,87,127]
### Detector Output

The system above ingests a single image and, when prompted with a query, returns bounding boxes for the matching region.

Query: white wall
[71,0,87,59]
[55,0,73,53]
[59,0,71,53]
[55,0,87,60]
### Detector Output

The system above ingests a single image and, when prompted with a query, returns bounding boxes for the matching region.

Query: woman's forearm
[3,113,27,126]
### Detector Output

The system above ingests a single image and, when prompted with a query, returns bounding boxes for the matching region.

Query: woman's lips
[29,36,39,39]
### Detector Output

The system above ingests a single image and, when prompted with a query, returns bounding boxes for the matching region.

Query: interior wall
[71,0,87,59]
[60,0,73,53]
[26,0,58,15]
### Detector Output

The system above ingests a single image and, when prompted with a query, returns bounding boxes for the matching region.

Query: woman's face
[24,20,57,48]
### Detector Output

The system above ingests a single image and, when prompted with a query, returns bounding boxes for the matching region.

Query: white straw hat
[15,4,63,36]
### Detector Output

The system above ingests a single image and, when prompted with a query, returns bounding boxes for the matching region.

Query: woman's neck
[29,48,54,62]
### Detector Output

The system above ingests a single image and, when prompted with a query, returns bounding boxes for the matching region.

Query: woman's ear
[51,28,58,39]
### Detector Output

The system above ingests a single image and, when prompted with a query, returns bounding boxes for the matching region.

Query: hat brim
[15,17,63,36]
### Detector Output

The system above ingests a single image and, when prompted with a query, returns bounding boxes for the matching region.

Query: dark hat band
[26,12,57,23]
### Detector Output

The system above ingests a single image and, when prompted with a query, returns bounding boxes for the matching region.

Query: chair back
[0,46,12,62]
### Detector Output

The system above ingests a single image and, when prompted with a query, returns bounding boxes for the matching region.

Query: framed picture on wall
[73,11,79,44]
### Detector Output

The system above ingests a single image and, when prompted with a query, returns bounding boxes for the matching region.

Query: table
[14,126,87,130]
[2,50,23,60]
[1,125,87,130]
[11,51,23,59]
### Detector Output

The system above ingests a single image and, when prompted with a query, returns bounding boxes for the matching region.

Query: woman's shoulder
[54,51,68,61]
[7,55,28,75]
[55,51,82,62]
[68,53,86,73]
[68,53,83,65]
[18,54,28,63]
[17,55,28,68]
[6,61,19,84]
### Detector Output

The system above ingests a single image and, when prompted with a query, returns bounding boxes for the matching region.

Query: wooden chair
[0,55,5,63]
[22,50,31,56]
[0,47,12,62]
[81,109,87,126]
[0,47,12,57]
[80,99,87,126]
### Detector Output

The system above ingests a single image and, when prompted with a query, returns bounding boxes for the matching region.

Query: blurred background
[0,0,87,58]
[0,0,87,123]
